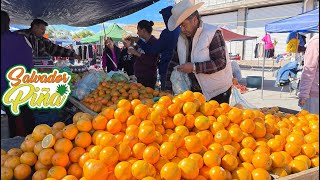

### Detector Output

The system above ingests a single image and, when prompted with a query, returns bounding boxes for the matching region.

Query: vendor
[16,19,81,59]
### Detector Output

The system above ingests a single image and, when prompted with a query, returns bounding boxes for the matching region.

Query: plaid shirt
[166,30,227,91]
[16,29,76,57]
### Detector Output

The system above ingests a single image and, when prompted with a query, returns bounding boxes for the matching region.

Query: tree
[46,27,72,39]
[72,30,94,39]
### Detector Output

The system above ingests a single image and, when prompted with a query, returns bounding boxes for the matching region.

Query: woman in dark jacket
[128,20,159,88]
[118,34,136,76]
[102,37,121,72]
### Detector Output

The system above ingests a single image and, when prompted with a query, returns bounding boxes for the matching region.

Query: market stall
[261,8,319,98]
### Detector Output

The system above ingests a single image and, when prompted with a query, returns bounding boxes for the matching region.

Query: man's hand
[298,97,308,107]
[232,78,239,85]
[128,48,141,57]
[177,63,194,73]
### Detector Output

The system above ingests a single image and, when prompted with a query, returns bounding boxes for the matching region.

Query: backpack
[286,38,300,53]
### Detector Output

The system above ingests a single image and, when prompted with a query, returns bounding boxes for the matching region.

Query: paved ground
[1,67,301,139]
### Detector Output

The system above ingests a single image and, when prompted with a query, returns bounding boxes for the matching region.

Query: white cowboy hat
[168,0,204,31]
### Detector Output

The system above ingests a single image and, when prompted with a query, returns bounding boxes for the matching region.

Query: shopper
[118,34,136,76]
[298,28,319,114]
[1,10,35,137]
[135,6,180,90]
[102,37,121,72]
[166,0,233,103]
[128,20,159,88]
[16,19,81,59]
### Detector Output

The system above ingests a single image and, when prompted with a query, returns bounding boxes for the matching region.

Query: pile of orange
[81,81,171,113]
[1,90,319,180]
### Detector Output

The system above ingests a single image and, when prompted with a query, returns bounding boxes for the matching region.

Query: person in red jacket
[128,20,159,88]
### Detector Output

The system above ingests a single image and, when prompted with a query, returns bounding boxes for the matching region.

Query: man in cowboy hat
[165,0,233,103]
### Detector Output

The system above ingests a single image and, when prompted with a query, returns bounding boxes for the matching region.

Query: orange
[19,152,37,166]
[1,166,13,180]
[241,137,257,150]
[239,148,254,163]
[217,115,230,128]
[88,145,103,160]
[183,102,197,115]
[79,152,91,168]
[138,126,156,144]
[255,146,271,156]
[114,161,133,180]
[76,119,92,132]
[279,128,291,138]
[210,122,225,135]
[200,103,215,116]
[131,160,150,179]
[220,103,231,113]
[289,159,308,173]
[196,130,213,147]
[240,119,255,133]
[228,108,243,124]
[47,166,67,180]
[231,141,241,153]
[286,133,305,146]
[99,133,116,147]
[117,99,131,111]
[160,142,177,160]
[188,153,204,169]
[114,107,130,123]
[92,115,108,130]
[51,152,69,167]
[221,154,238,171]
[143,146,160,164]
[272,168,288,177]
[311,156,319,167]
[229,127,244,143]
[214,130,232,145]
[83,159,109,180]
[301,144,316,158]
[304,133,319,144]
[280,151,293,164]
[168,133,184,149]
[209,166,227,179]
[194,116,210,130]
[133,143,147,160]
[99,147,119,167]
[131,99,142,111]
[294,155,311,168]
[208,143,226,158]
[3,155,20,170]
[155,157,170,172]
[267,138,283,152]
[242,110,255,120]
[67,163,83,179]
[252,122,266,138]
[232,167,251,180]
[69,147,86,163]
[75,132,92,148]
[116,143,132,161]
[182,114,194,129]
[160,162,181,180]
[184,135,202,153]
[7,148,23,157]
[252,153,272,170]
[62,124,78,140]
[270,152,285,168]
[178,158,199,179]
[38,148,55,166]
[122,135,139,148]
[239,162,255,173]
[175,125,189,138]
[251,168,271,180]
[31,124,52,141]
[223,145,237,157]
[167,103,181,117]
[21,138,37,152]
[312,142,319,155]
[34,160,51,171]
[203,151,221,167]
[107,119,122,134]
[13,163,31,180]
[285,142,301,157]
[127,115,141,126]
[54,138,73,154]
[140,120,156,130]
[62,175,78,180]
[32,169,48,180]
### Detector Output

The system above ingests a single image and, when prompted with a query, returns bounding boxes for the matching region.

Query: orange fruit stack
[1,90,319,180]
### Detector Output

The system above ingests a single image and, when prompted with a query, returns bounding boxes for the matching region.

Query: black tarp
[1,0,159,26]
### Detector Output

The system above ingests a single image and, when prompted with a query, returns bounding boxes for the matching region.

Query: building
[177,0,319,60]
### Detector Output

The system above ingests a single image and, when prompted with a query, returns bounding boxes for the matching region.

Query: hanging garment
[88,45,93,58]
[78,46,83,59]
[258,43,264,58]
[262,34,274,50]
[265,48,274,58]
[254,43,259,58]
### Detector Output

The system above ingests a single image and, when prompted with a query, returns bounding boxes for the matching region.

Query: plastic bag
[108,71,130,82]
[170,67,191,95]
[229,88,257,109]
[74,71,111,100]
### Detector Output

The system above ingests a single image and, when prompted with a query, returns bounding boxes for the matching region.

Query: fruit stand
[1,90,319,180]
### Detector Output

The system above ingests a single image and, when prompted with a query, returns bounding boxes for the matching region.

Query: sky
[11,0,174,33]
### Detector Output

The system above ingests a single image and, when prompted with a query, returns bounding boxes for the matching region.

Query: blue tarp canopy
[265,8,319,33]
[1,0,159,27]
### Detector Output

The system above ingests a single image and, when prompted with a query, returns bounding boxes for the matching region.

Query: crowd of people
[1,0,318,137]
